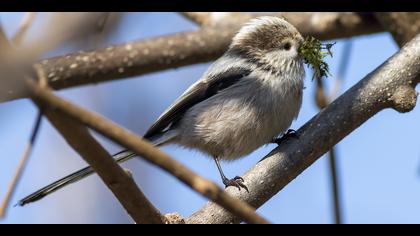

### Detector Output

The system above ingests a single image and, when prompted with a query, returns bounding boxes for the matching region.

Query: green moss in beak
[298,36,336,80]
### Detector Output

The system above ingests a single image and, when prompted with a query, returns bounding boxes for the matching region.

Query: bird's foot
[272,129,299,145]
[223,176,249,193]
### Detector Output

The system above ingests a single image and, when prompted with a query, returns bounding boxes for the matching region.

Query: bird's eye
[283,42,292,50]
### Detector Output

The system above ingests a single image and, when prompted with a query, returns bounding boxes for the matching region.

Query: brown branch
[187,33,420,224]
[327,146,341,224]
[12,12,36,46]
[180,12,251,26]
[25,79,270,224]
[0,25,11,49]
[374,12,420,47]
[29,65,166,224]
[0,13,118,103]
[180,12,212,25]
[0,28,43,219]
[31,95,166,224]
[0,111,42,219]
[1,12,382,104]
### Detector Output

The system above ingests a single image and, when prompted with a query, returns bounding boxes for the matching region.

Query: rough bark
[33,100,167,224]
[187,33,420,224]
[1,13,383,104]
[27,79,270,224]
[375,12,420,47]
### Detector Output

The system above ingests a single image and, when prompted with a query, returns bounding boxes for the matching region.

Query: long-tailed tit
[19,16,306,206]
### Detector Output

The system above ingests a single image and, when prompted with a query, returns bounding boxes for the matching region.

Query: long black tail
[18,130,177,206]
[17,150,136,206]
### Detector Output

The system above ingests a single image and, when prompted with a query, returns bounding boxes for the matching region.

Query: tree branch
[32,96,167,224]
[1,13,382,104]
[180,12,212,25]
[187,33,420,224]
[374,12,420,47]
[25,79,270,224]
[180,12,251,26]
[12,12,36,46]
[0,111,42,219]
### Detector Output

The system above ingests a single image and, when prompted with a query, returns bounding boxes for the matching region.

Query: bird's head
[229,16,334,79]
[228,16,304,70]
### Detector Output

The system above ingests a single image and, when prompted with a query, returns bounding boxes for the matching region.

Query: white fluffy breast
[175,61,305,160]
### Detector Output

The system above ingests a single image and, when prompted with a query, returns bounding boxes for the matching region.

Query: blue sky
[1,12,419,224]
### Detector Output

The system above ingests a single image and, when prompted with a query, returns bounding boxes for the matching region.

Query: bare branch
[12,12,36,46]
[0,25,12,49]
[25,79,270,224]
[279,12,381,40]
[0,12,382,104]
[327,146,341,224]
[44,111,166,224]
[0,25,29,102]
[180,12,212,25]
[40,26,233,91]
[180,12,251,26]
[374,12,420,47]
[22,13,115,59]
[0,111,42,219]
[0,13,117,103]
[314,76,343,224]
[322,40,353,224]
[0,64,47,219]
[31,96,166,224]
[330,40,353,99]
[187,33,420,224]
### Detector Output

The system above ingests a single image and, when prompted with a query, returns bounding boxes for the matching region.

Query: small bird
[18,16,305,206]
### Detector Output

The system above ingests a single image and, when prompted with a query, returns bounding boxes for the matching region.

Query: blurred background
[0,12,419,224]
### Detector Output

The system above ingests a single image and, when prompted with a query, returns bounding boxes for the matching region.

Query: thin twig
[30,63,166,223]
[26,79,270,224]
[180,12,212,25]
[0,25,11,50]
[330,40,353,100]
[38,106,166,224]
[0,110,43,219]
[12,12,36,46]
[95,12,112,34]
[0,27,47,219]
[315,75,343,224]
[314,40,353,224]
[327,147,341,224]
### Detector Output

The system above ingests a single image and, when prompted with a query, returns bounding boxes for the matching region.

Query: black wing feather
[144,67,252,139]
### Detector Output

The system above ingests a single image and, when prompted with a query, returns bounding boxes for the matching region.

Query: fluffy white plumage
[153,16,306,160]
[18,16,307,205]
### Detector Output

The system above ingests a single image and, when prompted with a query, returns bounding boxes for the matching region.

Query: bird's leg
[272,129,299,145]
[214,157,249,192]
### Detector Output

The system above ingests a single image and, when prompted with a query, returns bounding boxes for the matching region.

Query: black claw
[223,176,249,193]
[233,176,244,182]
[286,129,298,137]
[272,129,299,145]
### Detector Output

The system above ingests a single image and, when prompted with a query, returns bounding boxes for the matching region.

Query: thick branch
[26,79,270,224]
[187,33,420,224]
[32,99,166,224]
[1,12,382,103]
[374,12,420,47]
